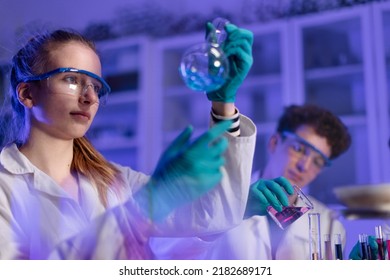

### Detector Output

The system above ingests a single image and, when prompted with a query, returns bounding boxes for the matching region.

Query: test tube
[324,234,333,260]
[358,234,369,260]
[334,233,343,260]
[386,233,390,260]
[375,226,385,260]
[309,213,321,260]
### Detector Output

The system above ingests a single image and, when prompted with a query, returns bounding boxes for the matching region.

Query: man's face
[265,125,332,188]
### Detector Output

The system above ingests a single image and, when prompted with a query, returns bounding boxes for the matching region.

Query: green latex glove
[348,235,378,260]
[206,22,253,103]
[137,120,232,221]
[244,176,294,218]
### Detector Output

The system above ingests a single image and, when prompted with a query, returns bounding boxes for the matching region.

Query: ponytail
[73,137,124,207]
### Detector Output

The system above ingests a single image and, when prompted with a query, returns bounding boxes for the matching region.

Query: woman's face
[28,41,102,140]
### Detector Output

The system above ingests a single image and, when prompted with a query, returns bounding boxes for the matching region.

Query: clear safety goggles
[21,67,111,105]
[281,131,332,170]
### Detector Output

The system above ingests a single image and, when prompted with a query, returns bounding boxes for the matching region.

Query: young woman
[0,25,259,259]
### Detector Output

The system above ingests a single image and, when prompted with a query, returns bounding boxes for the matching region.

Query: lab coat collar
[1,143,77,201]
[0,143,35,174]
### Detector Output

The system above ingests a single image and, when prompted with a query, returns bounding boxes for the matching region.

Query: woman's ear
[16,82,34,108]
[268,133,280,153]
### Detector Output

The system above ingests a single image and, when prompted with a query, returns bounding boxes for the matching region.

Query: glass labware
[324,234,333,260]
[334,233,343,260]
[358,234,370,260]
[266,185,314,230]
[375,225,385,260]
[179,17,230,92]
[309,213,322,260]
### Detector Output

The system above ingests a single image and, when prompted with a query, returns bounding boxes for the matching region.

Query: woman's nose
[79,84,99,104]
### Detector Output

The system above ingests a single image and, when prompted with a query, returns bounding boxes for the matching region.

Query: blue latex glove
[348,235,378,260]
[138,120,232,221]
[244,176,294,218]
[206,22,253,103]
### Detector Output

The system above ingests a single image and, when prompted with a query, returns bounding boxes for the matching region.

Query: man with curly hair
[205,104,352,260]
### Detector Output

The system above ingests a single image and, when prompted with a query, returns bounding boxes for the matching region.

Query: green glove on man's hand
[206,23,253,103]
[138,120,231,221]
[244,176,294,218]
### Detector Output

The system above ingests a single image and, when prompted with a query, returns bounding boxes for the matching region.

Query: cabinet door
[0,63,11,146]
[372,2,390,183]
[291,6,379,204]
[88,36,152,172]
[0,63,10,106]
[240,21,292,172]
[153,33,212,168]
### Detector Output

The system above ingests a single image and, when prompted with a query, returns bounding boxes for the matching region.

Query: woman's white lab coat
[0,115,256,259]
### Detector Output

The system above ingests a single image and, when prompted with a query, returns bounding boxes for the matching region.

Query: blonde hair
[73,137,123,207]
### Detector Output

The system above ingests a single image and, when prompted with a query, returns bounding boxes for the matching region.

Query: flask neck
[206,17,230,46]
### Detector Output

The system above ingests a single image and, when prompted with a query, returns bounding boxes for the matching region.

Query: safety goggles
[21,67,111,105]
[281,131,332,170]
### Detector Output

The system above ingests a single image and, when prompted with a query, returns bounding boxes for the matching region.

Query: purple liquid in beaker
[267,206,310,229]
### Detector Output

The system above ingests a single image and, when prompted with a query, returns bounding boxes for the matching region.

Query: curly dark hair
[276,104,351,159]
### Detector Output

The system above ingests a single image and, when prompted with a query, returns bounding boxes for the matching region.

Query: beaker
[266,185,313,230]
[179,17,230,92]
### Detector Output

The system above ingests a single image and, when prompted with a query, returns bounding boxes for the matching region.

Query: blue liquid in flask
[179,18,230,92]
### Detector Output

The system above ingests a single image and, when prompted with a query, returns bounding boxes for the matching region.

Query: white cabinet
[372,2,390,183]
[290,5,380,204]
[88,36,155,173]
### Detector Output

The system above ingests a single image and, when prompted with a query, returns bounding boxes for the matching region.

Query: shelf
[164,85,196,97]
[339,115,367,126]
[106,91,139,104]
[242,74,282,88]
[304,64,363,80]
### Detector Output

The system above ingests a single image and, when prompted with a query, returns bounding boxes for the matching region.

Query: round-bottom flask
[179,18,230,92]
